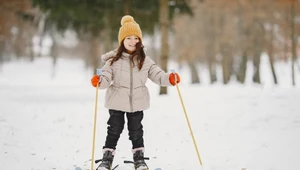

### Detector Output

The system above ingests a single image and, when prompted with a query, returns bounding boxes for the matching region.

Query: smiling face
[123,35,140,53]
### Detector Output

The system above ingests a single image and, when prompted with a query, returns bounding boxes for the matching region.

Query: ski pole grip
[170,69,177,83]
[96,69,102,83]
[96,69,102,76]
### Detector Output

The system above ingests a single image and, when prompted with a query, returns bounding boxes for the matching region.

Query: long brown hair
[110,39,146,70]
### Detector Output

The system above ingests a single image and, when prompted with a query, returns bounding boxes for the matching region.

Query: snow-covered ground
[0,56,300,170]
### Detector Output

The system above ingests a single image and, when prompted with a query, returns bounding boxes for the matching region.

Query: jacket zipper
[129,59,133,112]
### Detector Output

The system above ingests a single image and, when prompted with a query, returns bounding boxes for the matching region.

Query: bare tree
[290,0,297,86]
[159,0,169,95]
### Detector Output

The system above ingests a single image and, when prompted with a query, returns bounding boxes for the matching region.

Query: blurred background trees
[0,0,299,91]
[173,0,300,86]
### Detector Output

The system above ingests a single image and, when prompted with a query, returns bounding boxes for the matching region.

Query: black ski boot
[96,149,114,170]
[133,150,148,170]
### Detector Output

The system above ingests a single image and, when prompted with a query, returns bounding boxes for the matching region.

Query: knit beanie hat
[118,15,142,45]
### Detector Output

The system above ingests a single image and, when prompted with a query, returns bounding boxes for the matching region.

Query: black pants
[103,109,144,150]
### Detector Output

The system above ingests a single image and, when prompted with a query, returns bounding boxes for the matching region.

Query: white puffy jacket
[99,50,172,112]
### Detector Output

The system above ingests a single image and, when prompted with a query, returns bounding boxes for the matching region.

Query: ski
[75,164,161,170]
[75,158,161,170]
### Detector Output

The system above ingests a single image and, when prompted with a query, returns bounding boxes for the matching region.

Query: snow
[0,56,300,170]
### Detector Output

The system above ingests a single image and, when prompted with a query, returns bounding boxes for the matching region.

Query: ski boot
[96,149,114,170]
[133,149,148,170]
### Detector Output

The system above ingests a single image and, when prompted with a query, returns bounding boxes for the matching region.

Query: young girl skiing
[91,15,181,170]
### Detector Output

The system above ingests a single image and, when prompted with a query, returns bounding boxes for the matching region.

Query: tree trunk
[188,60,200,84]
[29,40,35,61]
[124,0,131,14]
[50,28,58,78]
[208,60,217,84]
[208,55,217,84]
[252,45,261,84]
[222,56,229,84]
[221,45,232,84]
[252,22,264,84]
[283,37,289,62]
[102,16,113,54]
[90,36,100,75]
[159,0,169,95]
[150,35,158,64]
[0,41,4,59]
[267,25,278,84]
[14,20,25,58]
[206,42,217,84]
[205,11,217,84]
[290,0,296,86]
[237,52,247,83]
[0,41,3,72]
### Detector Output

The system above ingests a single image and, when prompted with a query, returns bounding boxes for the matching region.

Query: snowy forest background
[0,0,300,91]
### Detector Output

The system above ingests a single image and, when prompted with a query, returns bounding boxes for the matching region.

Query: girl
[91,15,180,170]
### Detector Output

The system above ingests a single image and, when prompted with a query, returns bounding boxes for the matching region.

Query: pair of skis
[75,158,161,170]
[93,158,160,170]
[75,166,161,170]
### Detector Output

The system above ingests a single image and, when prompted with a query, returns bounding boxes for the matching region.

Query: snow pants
[103,109,144,150]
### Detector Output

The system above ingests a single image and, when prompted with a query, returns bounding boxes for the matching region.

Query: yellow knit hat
[118,15,142,45]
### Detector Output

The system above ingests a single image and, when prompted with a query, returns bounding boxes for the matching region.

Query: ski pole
[171,70,203,166]
[91,69,102,170]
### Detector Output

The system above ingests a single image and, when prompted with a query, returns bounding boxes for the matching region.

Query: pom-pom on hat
[118,15,142,45]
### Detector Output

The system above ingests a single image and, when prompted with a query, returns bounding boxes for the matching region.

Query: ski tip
[154,168,162,170]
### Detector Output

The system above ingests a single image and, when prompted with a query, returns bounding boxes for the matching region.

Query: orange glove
[91,75,100,87]
[169,73,180,85]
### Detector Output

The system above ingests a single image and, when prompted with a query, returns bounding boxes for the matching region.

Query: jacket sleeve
[147,56,172,86]
[99,60,113,89]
